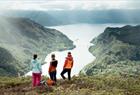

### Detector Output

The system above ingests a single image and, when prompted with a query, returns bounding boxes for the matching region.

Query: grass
[0,75,140,95]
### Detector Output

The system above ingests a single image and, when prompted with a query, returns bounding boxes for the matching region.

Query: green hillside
[0,17,75,76]
[81,25,140,76]
[0,47,18,76]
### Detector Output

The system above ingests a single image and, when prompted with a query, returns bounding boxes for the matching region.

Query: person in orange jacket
[48,54,58,82]
[61,52,73,80]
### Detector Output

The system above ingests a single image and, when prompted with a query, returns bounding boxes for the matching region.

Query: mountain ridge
[80,25,140,76]
[0,17,75,76]
[2,10,140,26]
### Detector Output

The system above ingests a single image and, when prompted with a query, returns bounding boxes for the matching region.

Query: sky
[0,0,140,11]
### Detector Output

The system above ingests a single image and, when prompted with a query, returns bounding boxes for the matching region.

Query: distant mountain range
[0,17,75,76]
[1,10,140,26]
[81,25,140,76]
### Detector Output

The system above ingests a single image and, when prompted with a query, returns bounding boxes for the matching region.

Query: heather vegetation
[0,75,140,95]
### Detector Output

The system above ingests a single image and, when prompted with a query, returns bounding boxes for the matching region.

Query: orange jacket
[48,60,57,73]
[63,55,73,69]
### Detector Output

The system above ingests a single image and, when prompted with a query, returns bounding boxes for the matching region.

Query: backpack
[51,60,58,67]
[40,79,55,88]
[47,79,55,86]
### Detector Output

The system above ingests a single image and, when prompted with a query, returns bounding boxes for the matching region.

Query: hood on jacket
[66,54,73,61]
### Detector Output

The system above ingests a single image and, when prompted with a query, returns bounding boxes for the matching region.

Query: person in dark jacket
[61,52,73,80]
[48,54,58,82]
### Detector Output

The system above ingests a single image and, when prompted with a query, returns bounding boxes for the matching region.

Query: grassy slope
[0,76,140,95]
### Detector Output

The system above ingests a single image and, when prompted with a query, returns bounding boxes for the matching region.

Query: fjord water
[26,24,126,78]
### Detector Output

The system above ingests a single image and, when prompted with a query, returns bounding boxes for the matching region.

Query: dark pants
[49,70,57,82]
[61,69,71,80]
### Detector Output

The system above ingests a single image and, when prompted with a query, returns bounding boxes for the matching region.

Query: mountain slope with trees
[0,17,75,76]
[81,25,140,76]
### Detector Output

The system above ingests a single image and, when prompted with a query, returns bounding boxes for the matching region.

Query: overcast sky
[0,0,140,11]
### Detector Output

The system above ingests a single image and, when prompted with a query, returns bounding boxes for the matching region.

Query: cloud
[0,0,140,11]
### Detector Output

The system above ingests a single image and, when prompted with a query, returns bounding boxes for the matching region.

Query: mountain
[80,25,140,76]
[0,17,75,76]
[2,10,140,26]
[0,47,18,76]
[1,10,62,26]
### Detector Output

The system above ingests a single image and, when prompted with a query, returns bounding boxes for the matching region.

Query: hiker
[48,54,58,82]
[61,52,73,80]
[31,54,42,87]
